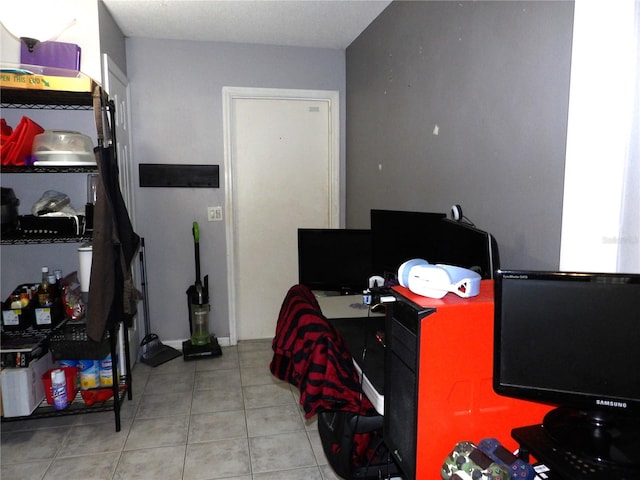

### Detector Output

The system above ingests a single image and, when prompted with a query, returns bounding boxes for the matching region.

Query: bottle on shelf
[51,369,68,410]
[48,273,60,304]
[54,269,64,305]
[20,286,31,307]
[37,266,54,307]
[10,292,22,309]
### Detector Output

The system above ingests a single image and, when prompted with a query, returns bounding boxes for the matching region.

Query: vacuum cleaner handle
[192,221,200,244]
[193,221,201,285]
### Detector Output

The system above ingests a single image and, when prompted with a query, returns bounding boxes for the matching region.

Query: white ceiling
[102,0,392,49]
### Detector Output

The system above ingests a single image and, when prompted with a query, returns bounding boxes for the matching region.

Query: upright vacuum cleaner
[182,222,222,360]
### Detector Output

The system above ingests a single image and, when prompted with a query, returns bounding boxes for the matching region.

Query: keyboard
[512,425,640,480]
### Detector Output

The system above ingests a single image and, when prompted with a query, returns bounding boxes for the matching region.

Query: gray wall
[345,1,574,270]
[125,38,345,341]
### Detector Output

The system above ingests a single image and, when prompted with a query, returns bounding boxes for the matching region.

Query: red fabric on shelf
[0,116,44,166]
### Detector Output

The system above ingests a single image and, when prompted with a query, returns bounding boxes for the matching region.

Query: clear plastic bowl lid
[32,130,95,165]
[32,130,94,154]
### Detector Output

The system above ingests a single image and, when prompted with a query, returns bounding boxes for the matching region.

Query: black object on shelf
[1,165,98,174]
[18,214,85,237]
[139,163,219,188]
[0,329,49,368]
[48,322,111,360]
[2,284,65,331]
[1,187,19,233]
[1,89,94,109]
[0,233,92,245]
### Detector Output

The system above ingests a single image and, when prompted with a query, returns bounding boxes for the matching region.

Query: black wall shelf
[139,163,220,188]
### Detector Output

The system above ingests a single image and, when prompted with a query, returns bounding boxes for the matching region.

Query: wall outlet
[207,206,223,221]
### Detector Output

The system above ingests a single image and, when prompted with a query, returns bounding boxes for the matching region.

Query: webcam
[450,204,475,226]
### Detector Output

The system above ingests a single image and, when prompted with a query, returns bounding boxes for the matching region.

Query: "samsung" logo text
[596,399,628,409]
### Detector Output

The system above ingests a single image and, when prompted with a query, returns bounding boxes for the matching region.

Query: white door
[223,87,340,342]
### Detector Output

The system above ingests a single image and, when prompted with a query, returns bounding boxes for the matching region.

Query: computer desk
[315,294,386,415]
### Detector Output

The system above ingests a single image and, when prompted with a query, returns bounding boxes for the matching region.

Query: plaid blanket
[270,285,375,418]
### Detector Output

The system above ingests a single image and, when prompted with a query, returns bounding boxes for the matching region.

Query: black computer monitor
[371,210,499,279]
[431,219,500,279]
[370,209,446,277]
[297,228,372,294]
[494,270,640,469]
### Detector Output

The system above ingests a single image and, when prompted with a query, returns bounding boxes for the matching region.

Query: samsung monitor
[370,209,446,277]
[494,270,640,469]
[297,228,372,294]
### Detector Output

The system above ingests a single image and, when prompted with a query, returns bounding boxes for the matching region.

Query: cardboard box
[0,67,94,93]
[1,353,53,417]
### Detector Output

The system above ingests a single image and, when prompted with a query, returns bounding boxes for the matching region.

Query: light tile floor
[1,340,344,480]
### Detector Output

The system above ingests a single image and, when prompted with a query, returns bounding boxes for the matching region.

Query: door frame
[102,54,139,372]
[222,86,340,345]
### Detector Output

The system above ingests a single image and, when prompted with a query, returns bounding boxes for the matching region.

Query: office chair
[271,284,400,478]
[318,409,400,479]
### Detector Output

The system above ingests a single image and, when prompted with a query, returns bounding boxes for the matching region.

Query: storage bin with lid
[31,130,95,166]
